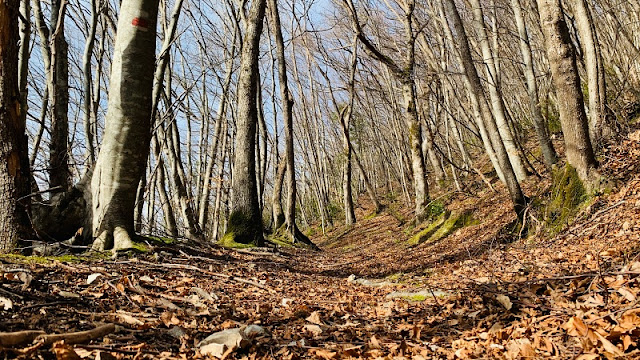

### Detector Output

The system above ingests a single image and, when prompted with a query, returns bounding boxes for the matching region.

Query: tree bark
[536,0,600,186]
[0,0,33,252]
[223,0,266,246]
[49,0,70,190]
[91,0,160,251]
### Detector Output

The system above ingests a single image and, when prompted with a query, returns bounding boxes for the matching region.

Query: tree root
[92,227,135,252]
[292,225,320,251]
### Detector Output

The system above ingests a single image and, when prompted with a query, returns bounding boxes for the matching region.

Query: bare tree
[536,0,599,186]
[222,0,266,246]
[91,0,160,251]
[0,0,33,252]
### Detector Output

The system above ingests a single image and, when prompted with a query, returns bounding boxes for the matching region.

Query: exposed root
[91,227,135,252]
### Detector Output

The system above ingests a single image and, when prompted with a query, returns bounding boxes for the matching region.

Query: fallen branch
[0,330,45,347]
[37,323,116,345]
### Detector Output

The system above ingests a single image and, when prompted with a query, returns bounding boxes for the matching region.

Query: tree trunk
[0,0,33,252]
[49,0,70,190]
[537,0,599,186]
[223,0,266,246]
[91,0,160,251]
[573,0,613,144]
[81,0,98,166]
[271,159,286,230]
[18,0,29,135]
[469,0,528,182]
[510,0,558,170]
[442,0,528,218]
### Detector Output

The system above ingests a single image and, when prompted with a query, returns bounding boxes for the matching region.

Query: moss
[218,232,257,249]
[409,212,449,245]
[428,211,474,243]
[363,211,378,220]
[385,273,403,281]
[408,294,428,301]
[221,210,263,246]
[266,226,295,248]
[142,235,176,245]
[426,200,446,219]
[545,164,589,233]
[0,254,82,264]
[410,210,475,246]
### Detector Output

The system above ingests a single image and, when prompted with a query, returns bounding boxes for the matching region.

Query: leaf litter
[2,132,640,358]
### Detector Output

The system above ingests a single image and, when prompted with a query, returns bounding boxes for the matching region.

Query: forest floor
[2,130,640,359]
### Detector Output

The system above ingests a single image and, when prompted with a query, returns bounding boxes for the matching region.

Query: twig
[0,287,24,300]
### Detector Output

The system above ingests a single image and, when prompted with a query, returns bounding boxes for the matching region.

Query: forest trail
[2,130,640,358]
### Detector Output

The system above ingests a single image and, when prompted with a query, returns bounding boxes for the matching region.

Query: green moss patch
[409,210,474,246]
[409,212,449,245]
[218,232,257,249]
[1,254,83,264]
[545,164,590,233]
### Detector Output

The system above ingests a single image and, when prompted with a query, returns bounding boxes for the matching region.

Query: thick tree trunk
[0,0,33,252]
[223,0,266,246]
[91,0,159,251]
[537,0,599,186]
[510,0,558,170]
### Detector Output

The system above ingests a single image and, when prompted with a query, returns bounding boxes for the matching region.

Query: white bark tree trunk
[91,0,159,251]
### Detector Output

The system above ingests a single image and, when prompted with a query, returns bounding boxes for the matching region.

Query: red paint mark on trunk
[132,17,149,29]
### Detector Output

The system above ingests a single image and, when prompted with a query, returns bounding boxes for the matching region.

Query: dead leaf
[496,294,512,310]
[52,341,81,360]
[0,296,13,310]
[595,332,624,356]
[303,324,322,336]
[310,349,337,359]
[564,316,589,337]
[306,311,323,325]
[87,273,102,285]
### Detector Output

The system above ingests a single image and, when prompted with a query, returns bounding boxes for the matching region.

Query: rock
[198,325,266,359]
[167,326,186,339]
[347,274,357,283]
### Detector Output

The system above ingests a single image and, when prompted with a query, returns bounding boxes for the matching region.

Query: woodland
[1,0,640,358]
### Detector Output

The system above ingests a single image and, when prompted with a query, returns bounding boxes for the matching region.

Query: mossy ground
[409,210,475,246]
[218,232,258,249]
[0,252,109,264]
